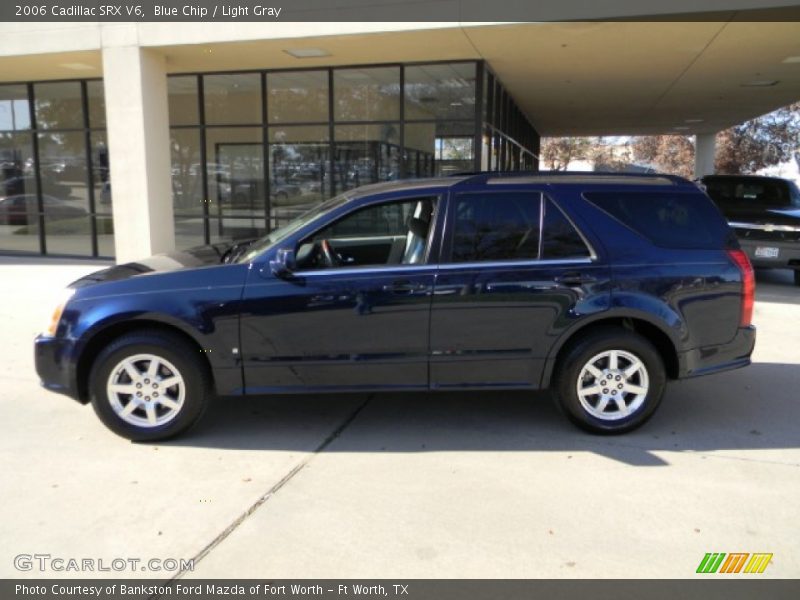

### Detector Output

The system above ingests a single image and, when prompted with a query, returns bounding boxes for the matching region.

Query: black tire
[794,269,800,287]
[553,328,666,434]
[89,329,210,441]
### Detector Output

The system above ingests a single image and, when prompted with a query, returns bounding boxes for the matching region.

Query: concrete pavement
[0,258,798,578]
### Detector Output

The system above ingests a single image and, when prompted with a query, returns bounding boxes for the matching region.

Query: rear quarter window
[584,191,729,249]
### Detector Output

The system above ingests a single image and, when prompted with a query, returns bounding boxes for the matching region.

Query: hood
[69,239,257,288]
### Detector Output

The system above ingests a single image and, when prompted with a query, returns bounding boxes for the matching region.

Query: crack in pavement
[162,394,373,587]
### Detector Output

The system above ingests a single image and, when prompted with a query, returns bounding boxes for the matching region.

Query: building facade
[0,59,537,258]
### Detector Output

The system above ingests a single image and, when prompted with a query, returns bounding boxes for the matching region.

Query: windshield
[237,192,352,263]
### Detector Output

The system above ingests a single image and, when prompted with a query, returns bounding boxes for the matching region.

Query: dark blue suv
[34,172,756,440]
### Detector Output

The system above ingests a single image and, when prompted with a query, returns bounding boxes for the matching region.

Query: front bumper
[34,335,83,402]
[738,238,800,270]
[678,326,756,379]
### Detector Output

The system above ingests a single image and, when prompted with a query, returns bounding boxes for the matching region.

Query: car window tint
[452,192,541,262]
[704,177,792,208]
[585,191,726,249]
[541,198,590,259]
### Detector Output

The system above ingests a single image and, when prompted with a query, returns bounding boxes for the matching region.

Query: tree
[631,135,695,178]
[631,102,800,177]
[715,102,800,174]
[540,137,592,170]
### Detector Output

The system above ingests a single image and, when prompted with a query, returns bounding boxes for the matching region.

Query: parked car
[0,194,87,226]
[701,174,800,285]
[35,172,755,441]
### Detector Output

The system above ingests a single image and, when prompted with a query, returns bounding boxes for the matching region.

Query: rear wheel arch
[76,319,214,403]
[542,315,680,389]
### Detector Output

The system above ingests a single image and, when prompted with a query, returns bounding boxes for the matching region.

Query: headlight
[43,289,75,337]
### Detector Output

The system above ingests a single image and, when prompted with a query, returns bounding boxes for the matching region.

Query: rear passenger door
[429,190,611,389]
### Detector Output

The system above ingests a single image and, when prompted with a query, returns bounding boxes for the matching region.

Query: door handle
[382,281,427,294]
[554,272,596,286]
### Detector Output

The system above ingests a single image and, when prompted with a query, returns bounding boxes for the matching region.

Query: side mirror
[269,248,296,279]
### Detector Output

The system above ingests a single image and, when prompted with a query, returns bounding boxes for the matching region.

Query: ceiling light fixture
[781,56,800,63]
[284,48,331,59]
[684,119,704,123]
[60,63,95,71]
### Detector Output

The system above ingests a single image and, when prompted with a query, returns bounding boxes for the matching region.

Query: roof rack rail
[455,170,692,187]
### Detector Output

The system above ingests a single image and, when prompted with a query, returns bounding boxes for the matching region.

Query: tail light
[727,249,754,327]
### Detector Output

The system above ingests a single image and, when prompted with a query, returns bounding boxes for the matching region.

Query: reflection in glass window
[170,128,203,214]
[268,125,329,230]
[334,124,400,192]
[86,80,106,128]
[168,76,199,126]
[334,67,400,122]
[203,73,261,125]
[0,85,31,131]
[541,198,590,259]
[34,82,83,129]
[268,71,328,124]
[404,63,476,121]
[0,132,40,253]
[405,121,473,177]
[36,132,89,212]
[91,132,111,212]
[452,193,541,262]
[205,127,264,218]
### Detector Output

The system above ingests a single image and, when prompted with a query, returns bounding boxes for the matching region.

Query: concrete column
[102,43,173,263]
[694,133,717,179]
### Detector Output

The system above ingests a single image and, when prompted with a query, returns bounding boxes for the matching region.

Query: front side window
[451,192,541,262]
[296,196,438,270]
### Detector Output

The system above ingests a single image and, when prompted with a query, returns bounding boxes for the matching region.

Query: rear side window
[452,192,540,262]
[541,198,591,259]
[585,191,727,249]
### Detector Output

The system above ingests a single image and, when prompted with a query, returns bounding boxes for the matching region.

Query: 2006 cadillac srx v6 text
[35,172,756,440]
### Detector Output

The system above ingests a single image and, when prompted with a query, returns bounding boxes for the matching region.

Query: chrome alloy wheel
[106,353,185,428]
[576,349,649,421]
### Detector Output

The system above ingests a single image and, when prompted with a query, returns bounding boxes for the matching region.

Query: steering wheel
[318,239,342,268]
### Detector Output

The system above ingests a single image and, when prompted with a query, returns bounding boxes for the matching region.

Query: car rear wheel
[89,330,210,441]
[794,269,800,286]
[554,328,666,434]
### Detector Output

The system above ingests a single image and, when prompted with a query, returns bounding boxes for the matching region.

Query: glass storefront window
[34,82,83,130]
[405,63,476,121]
[267,71,328,124]
[203,73,261,125]
[36,132,90,211]
[170,128,203,216]
[334,123,400,192]
[334,67,400,122]
[268,125,330,230]
[0,85,31,131]
[86,80,105,128]
[0,132,38,253]
[405,121,474,177]
[205,127,264,219]
[168,76,199,126]
[90,132,110,212]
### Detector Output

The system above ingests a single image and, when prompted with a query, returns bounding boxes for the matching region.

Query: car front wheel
[554,329,666,434]
[89,330,210,441]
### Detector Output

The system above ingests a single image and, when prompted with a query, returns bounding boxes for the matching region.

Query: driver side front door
[239,195,440,393]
